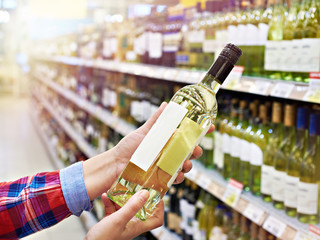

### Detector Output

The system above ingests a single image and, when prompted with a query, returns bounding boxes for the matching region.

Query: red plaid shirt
[0,171,71,239]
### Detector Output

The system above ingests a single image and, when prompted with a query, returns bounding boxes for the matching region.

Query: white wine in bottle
[108,44,242,220]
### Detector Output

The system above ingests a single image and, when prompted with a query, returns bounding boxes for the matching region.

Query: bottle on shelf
[223,98,239,180]
[297,113,320,224]
[261,102,283,202]
[285,107,309,217]
[239,102,252,191]
[108,44,242,220]
[198,193,217,240]
[250,103,270,196]
[272,104,296,209]
[264,0,287,79]
[227,210,241,239]
[237,215,251,240]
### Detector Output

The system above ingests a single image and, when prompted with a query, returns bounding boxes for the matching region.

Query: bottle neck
[199,73,221,94]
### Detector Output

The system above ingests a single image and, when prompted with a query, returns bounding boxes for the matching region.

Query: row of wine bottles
[164,179,278,240]
[198,97,320,224]
[33,61,320,224]
[34,0,320,83]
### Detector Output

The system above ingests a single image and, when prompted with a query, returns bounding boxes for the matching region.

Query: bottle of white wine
[108,44,242,220]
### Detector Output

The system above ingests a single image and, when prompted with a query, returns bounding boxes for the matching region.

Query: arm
[0,171,71,239]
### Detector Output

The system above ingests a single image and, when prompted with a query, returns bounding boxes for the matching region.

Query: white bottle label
[130,101,187,172]
[279,40,291,71]
[250,143,263,166]
[240,139,251,162]
[297,182,319,215]
[300,38,320,72]
[200,136,213,150]
[237,24,247,46]
[231,136,241,158]
[222,133,231,154]
[284,175,299,208]
[203,39,219,53]
[148,32,163,58]
[246,24,259,45]
[291,39,303,71]
[214,132,224,168]
[265,40,281,71]
[185,204,196,235]
[261,165,274,195]
[272,170,287,201]
[258,23,269,46]
[228,25,238,44]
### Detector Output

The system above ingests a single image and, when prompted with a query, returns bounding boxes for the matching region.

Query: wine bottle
[250,104,270,196]
[108,44,242,220]
[272,104,296,209]
[237,215,251,240]
[231,100,248,181]
[297,113,320,224]
[261,102,283,202]
[285,107,309,217]
[223,99,239,180]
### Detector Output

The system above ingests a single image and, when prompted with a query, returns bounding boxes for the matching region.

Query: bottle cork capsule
[284,104,296,127]
[272,102,282,123]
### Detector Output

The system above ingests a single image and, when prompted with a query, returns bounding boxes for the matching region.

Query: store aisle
[0,95,86,240]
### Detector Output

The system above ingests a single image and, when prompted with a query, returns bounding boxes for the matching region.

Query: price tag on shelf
[249,79,271,95]
[303,72,320,103]
[309,225,320,237]
[223,66,244,90]
[196,174,212,190]
[270,82,295,98]
[163,68,178,81]
[262,215,287,238]
[185,167,199,182]
[243,203,265,225]
[222,178,243,207]
[294,229,320,240]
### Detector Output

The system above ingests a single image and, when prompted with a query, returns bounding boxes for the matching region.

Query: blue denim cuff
[60,161,91,216]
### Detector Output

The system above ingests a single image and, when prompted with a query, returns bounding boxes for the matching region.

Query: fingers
[102,193,117,216]
[173,172,185,184]
[191,145,203,159]
[114,190,150,224]
[207,125,215,134]
[139,200,164,232]
[182,159,192,173]
[138,102,167,135]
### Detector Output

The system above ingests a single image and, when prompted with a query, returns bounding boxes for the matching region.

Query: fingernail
[160,102,167,108]
[138,190,149,202]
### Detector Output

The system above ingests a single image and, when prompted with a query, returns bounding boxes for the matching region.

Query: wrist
[83,148,118,201]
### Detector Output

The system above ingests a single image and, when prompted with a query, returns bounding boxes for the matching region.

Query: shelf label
[309,225,320,237]
[243,203,265,225]
[294,229,320,240]
[263,215,286,238]
[303,72,320,103]
[249,79,271,95]
[270,82,295,98]
[222,178,243,207]
[196,174,211,190]
[223,66,244,90]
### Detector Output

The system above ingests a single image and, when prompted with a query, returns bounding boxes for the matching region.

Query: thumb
[114,190,150,224]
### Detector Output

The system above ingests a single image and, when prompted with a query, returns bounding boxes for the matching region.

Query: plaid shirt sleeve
[0,170,72,239]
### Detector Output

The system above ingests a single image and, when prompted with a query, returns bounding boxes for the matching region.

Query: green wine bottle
[223,99,239,180]
[261,102,283,202]
[250,104,270,196]
[272,104,296,209]
[231,100,248,181]
[285,107,309,217]
[240,102,257,191]
[297,113,320,224]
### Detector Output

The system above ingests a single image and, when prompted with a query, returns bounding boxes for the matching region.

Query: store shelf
[151,226,181,240]
[30,112,65,170]
[34,55,319,104]
[185,161,320,240]
[32,91,98,158]
[33,74,136,137]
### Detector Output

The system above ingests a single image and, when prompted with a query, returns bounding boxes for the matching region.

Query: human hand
[113,102,215,184]
[85,191,163,240]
